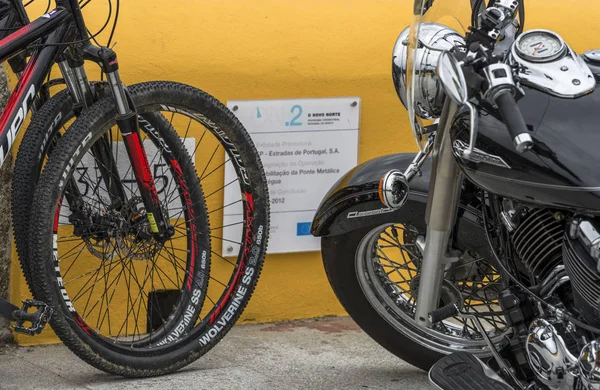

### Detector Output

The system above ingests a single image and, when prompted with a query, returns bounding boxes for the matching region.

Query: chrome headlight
[392,23,465,119]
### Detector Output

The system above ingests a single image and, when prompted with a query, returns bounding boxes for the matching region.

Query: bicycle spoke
[201,158,230,181]
[49,107,263,352]
[205,178,239,199]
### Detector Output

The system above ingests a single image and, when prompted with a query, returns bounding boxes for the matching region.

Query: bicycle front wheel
[28,81,269,377]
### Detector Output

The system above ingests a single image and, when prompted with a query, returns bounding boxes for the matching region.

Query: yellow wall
[10,0,600,345]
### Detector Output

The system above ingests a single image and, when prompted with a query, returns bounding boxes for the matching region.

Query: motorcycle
[311,0,600,388]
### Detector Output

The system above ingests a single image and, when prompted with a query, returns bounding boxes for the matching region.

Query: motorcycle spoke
[368,224,507,344]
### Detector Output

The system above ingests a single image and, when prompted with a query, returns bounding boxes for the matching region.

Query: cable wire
[106,0,119,48]
[471,0,484,28]
[28,0,116,49]
[86,0,112,47]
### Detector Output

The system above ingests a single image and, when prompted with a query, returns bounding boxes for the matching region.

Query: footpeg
[429,352,514,390]
[378,169,409,208]
[428,303,459,323]
[12,300,53,336]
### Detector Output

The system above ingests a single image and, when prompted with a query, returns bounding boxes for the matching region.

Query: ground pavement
[0,317,431,389]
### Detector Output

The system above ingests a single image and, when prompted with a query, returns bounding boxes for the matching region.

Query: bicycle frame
[0,6,73,166]
[0,0,171,239]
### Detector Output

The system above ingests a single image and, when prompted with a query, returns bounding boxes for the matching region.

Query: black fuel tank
[452,83,600,214]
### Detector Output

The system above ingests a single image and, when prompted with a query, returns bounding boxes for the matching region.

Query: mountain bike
[0,0,269,377]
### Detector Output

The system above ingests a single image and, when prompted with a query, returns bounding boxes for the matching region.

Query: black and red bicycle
[0,0,269,377]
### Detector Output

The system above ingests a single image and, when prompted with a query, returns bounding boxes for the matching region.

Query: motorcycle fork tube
[106,67,169,239]
[415,100,463,327]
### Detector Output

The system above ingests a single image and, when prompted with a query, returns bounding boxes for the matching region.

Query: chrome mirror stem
[403,134,434,182]
[462,102,479,160]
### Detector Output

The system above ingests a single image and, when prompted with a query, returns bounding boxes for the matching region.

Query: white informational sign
[223,97,360,254]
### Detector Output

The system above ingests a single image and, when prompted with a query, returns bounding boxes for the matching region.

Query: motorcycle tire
[321,202,507,371]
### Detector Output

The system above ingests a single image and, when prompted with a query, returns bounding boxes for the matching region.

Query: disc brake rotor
[118,196,159,260]
[79,196,159,260]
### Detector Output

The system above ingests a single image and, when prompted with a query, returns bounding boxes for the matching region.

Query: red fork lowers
[102,53,170,239]
[121,126,169,238]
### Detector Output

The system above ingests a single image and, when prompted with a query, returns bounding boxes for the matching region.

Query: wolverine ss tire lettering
[199,265,256,346]
[156,288,204,346]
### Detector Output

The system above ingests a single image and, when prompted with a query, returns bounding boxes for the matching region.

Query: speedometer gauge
[515,30,567,63]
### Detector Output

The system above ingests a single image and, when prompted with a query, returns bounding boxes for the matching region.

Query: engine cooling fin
[563,232,600,326]
[512,209,563,281]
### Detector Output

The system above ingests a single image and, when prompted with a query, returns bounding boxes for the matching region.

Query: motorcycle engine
[511,208,600,325]
[508,207,600,388]
[511,209,570,302]
[563,218,600,327]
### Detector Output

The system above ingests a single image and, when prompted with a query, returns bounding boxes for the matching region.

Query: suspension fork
[414,99,464,327]
[99,49,171,239]
[53,56,86,211]
[58,50,128,210]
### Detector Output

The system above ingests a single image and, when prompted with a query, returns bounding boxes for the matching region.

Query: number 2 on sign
[285,105,303,126]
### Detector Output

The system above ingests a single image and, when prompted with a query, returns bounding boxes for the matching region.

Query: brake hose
[517,1,525,36]
[471,0,485,28]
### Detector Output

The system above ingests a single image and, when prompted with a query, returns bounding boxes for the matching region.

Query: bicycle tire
[12,88,75,292]
[29,81,269,377]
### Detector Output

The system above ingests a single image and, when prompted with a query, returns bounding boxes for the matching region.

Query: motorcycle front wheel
[321,216,509,371]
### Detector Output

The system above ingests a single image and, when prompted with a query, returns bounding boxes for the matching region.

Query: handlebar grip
[494,91,533,153]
